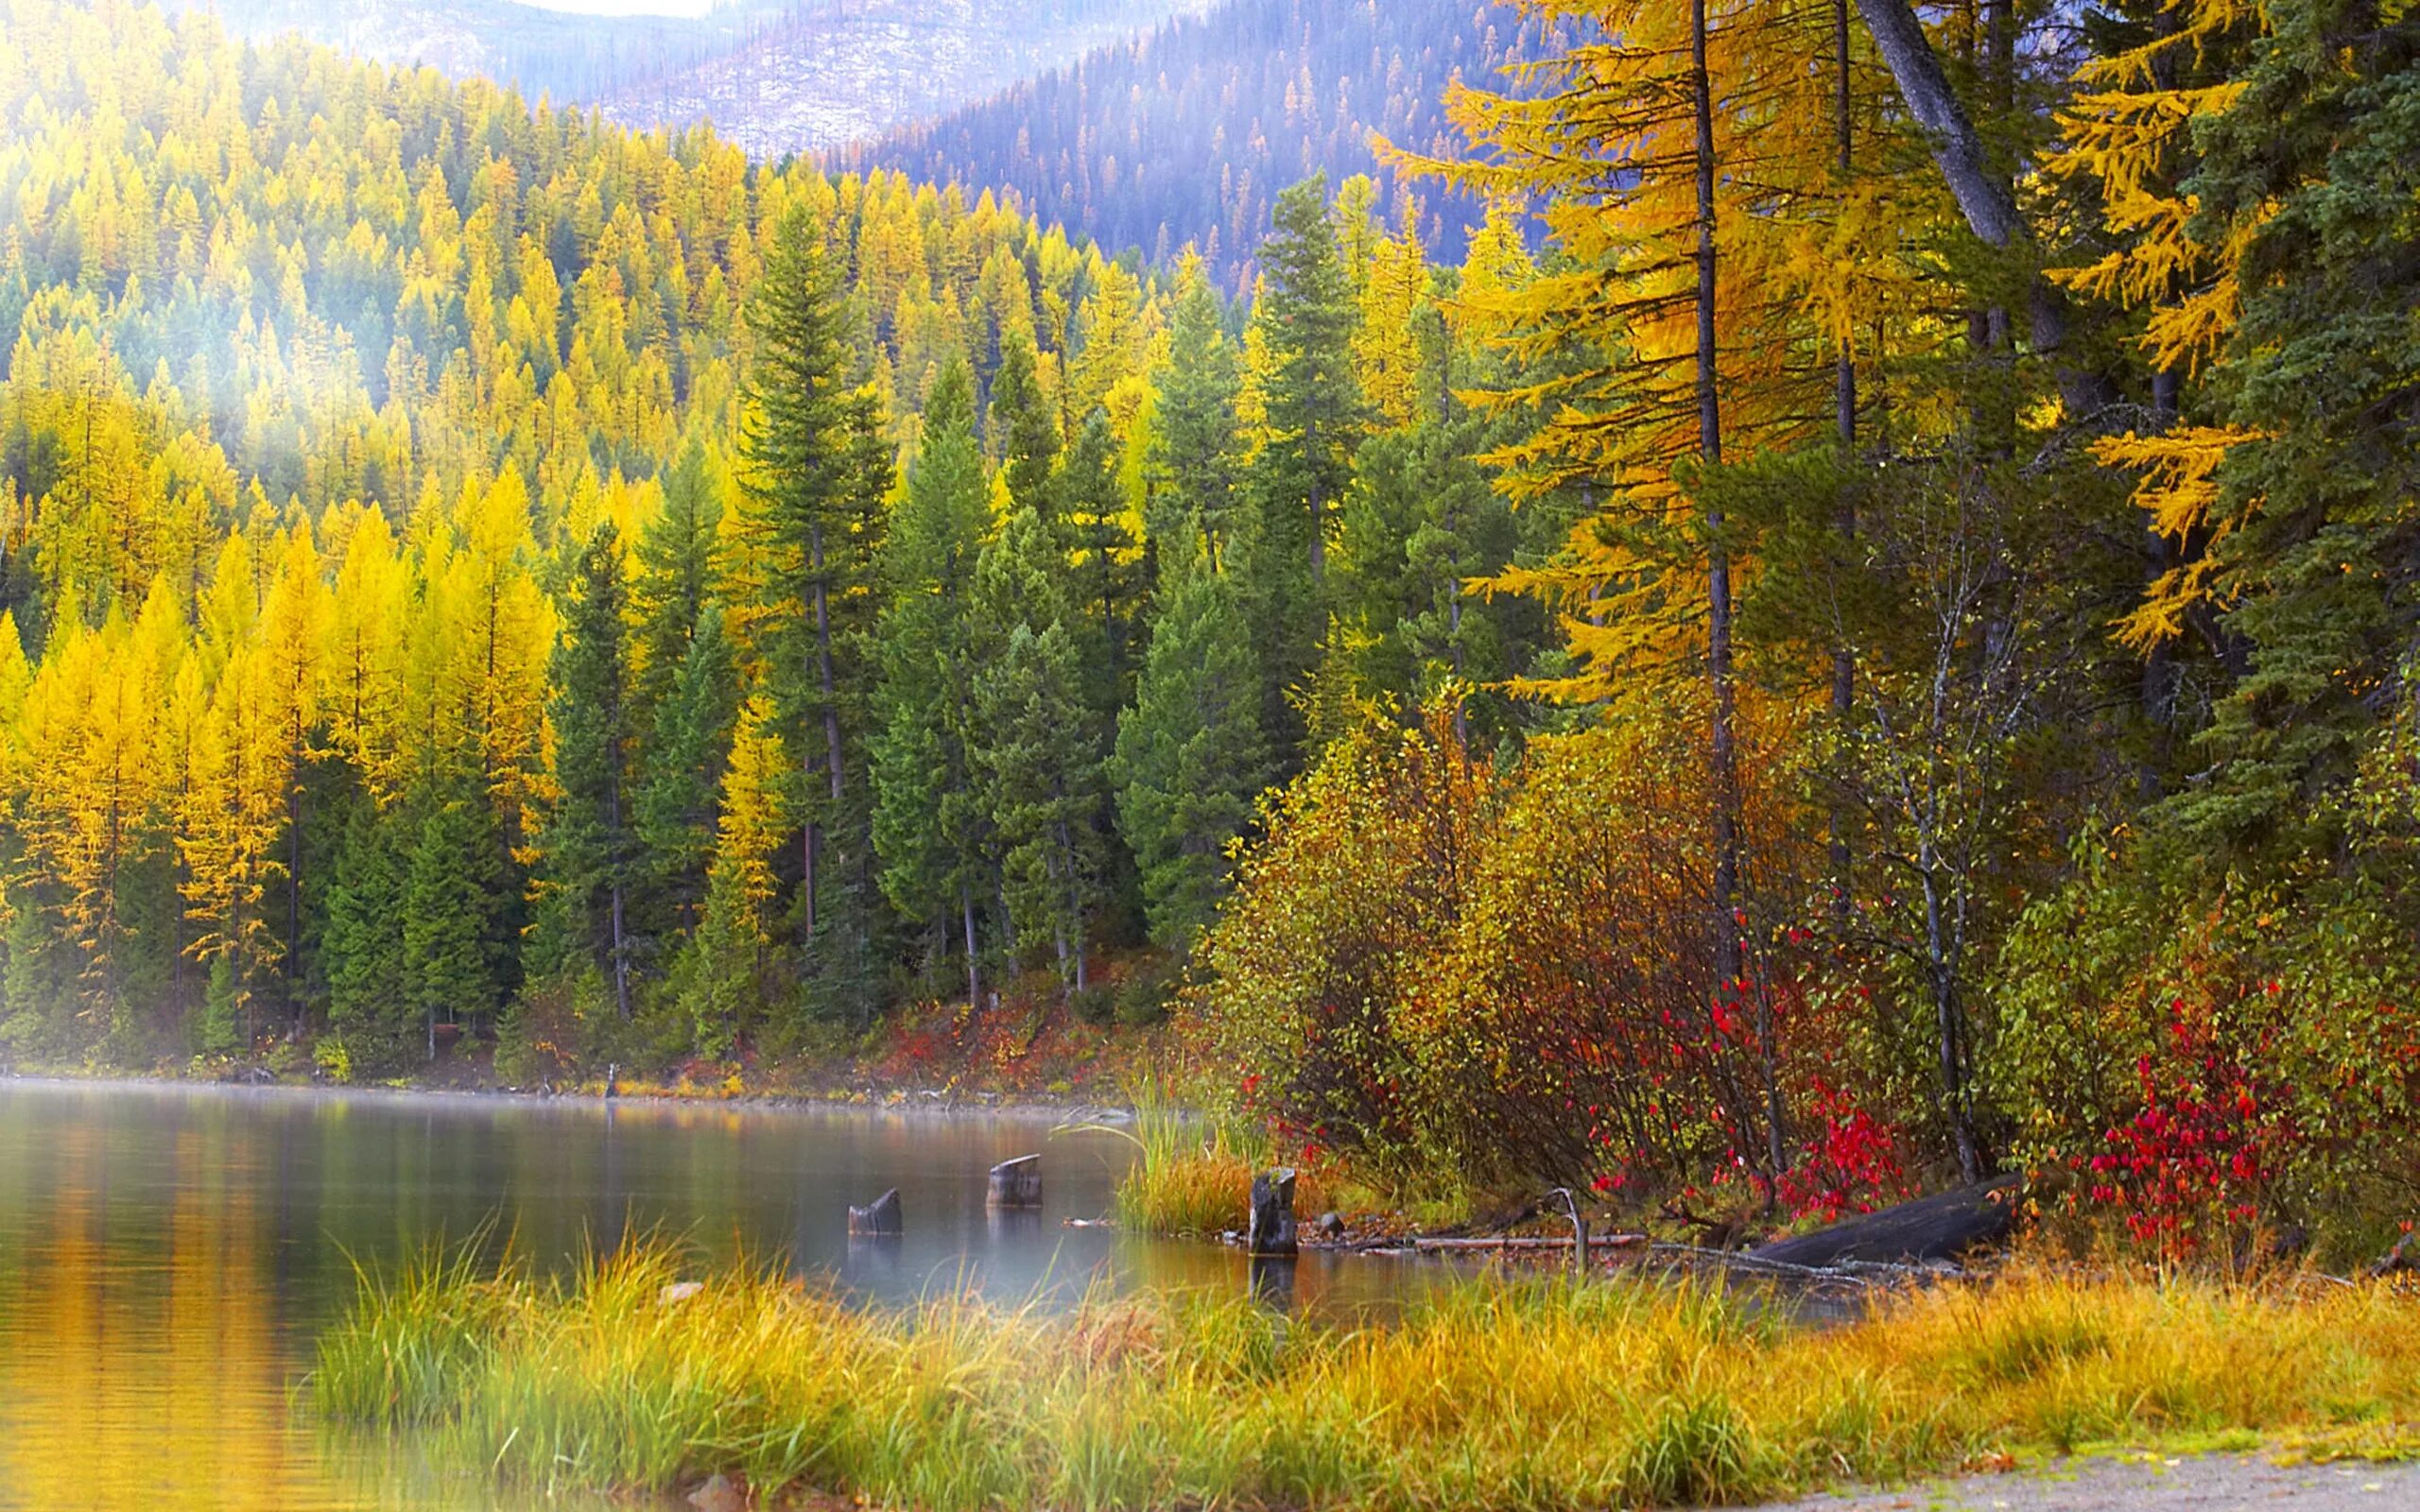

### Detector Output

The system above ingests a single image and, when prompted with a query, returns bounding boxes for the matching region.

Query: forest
[1,0,2418,1258]
[844,0,1534,284]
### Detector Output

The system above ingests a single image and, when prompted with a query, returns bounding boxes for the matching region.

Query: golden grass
[1095,1076,1327,1236]
[316,1242,2420,1508]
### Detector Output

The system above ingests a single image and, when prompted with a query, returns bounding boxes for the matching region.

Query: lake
[0,1078,1405,1510]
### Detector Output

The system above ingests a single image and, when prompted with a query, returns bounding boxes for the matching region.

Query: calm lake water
[0,1078,1408,1511]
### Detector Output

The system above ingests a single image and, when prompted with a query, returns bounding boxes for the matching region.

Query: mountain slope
[174,0,1212,151]
[842,0,1542,282]
[596,0,1219,157]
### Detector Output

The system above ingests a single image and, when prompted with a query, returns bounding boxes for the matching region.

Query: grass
[315,1241,2420,1508]
[1095,1075,1324,1235]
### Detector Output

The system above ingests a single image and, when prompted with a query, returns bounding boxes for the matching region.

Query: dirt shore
[1759,1452,2420,1511]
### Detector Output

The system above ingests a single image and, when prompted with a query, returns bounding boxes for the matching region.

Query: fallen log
[1746,1179,2019,1268]
[1410,1233,1649,1253]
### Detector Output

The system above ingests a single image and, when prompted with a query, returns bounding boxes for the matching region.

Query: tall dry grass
[315,1242,2420,1508]
[1093,1075,1325,1235]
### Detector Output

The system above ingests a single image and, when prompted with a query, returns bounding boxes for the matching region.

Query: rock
[1316,1211,1346,1239]
[1248,1168,1299,1257]
[658,1280,703,1306]
[687,1472,746,1512]
[988,1154,1043,1208]
[848,1187,903,1237]
[1746,1179,2020,1268]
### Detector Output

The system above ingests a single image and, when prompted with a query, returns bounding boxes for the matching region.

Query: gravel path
[1756,1453,2420,1511]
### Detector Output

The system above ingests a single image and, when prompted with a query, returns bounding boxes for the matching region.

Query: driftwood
[2370,1228,2419,1279]
[848,1188,903,1237]
[1746,1179,2019,1268]
[988,1154,1043,1209]
[1410,1233,1651,1253]
[1248,1168,1299,1257]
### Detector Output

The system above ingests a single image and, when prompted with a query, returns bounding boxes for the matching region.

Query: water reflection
[0,1079,1430,1511]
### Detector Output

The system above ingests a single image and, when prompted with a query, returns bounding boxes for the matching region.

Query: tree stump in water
[988,1155,1043,1208]
[1248,1168,1299,1257]
[848,1188,903,1237]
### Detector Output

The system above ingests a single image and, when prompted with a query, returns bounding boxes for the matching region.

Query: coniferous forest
[845,0,1536,282]
[2,0,2419,1258]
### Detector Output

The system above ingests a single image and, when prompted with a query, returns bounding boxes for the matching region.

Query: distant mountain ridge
[840,0,1543,284]
[171,0,1212,150]
[595,0,1220,157]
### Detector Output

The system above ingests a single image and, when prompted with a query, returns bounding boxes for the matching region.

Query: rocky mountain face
[177,0,1210,150]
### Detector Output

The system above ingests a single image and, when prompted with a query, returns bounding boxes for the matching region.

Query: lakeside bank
[317,1238,2420,1510]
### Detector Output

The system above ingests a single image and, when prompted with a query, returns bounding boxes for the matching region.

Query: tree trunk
[607,710,631,1021]
[1694,0,1743,988]
[287,734,304,1038]
[1830,0,1858,914]
[1850,0,2026,247]
[806,521,839,940]
[1920,849,1982,1184]
[1852,0,2107,414]
[961,885,981,1013]
[1307,472,1326,582]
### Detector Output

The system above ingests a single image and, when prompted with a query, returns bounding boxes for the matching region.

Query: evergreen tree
[742,206,893,1024]
[1239,177,1367,770]
[1333,413,1523,725]
[548,524,637,1019]
[977,620,1108,993]
[631,440,723,733]
[403,782,515,1058]
[1060,408,1142,720]
[1254,175,1366,586]
[636,603,738,930]
[988,336,1062,521]
[1147,259,1244,557]
[2180,0,2420,844]
[1112,531,1266,952]
[871,358,994,1006]
[322,797,411,1072]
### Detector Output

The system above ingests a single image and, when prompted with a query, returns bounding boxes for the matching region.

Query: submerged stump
[848,1187,903,1237]
[988,1154,1043,1209]
[1248,1168,1299,1257]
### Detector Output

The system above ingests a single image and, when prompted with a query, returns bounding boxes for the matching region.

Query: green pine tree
[323,797,412,1073]
[636,603,738,930]
[988,336,1062,523]
[742,206,893,1025]
[1147,262,1244,557]
[631,439,724,733]
[403,782,514,1058]
[977,619,1108,994]
[2181,0,2420,845]
[1241,176,1367,771]
[1060,408,1142,721]
[871,357,994,1006]
[1112,529,1267,953]
[548,524,637,1019]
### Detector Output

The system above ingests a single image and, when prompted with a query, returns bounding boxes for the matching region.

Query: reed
[1095,1074,1291,1235]
[315,1243,2420,1508]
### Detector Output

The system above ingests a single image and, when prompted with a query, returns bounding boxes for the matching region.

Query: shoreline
[0,1067,1139,1125]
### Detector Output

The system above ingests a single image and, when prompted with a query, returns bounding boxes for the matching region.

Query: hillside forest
[845,0,1537,283]
[2,0,2418,1250]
